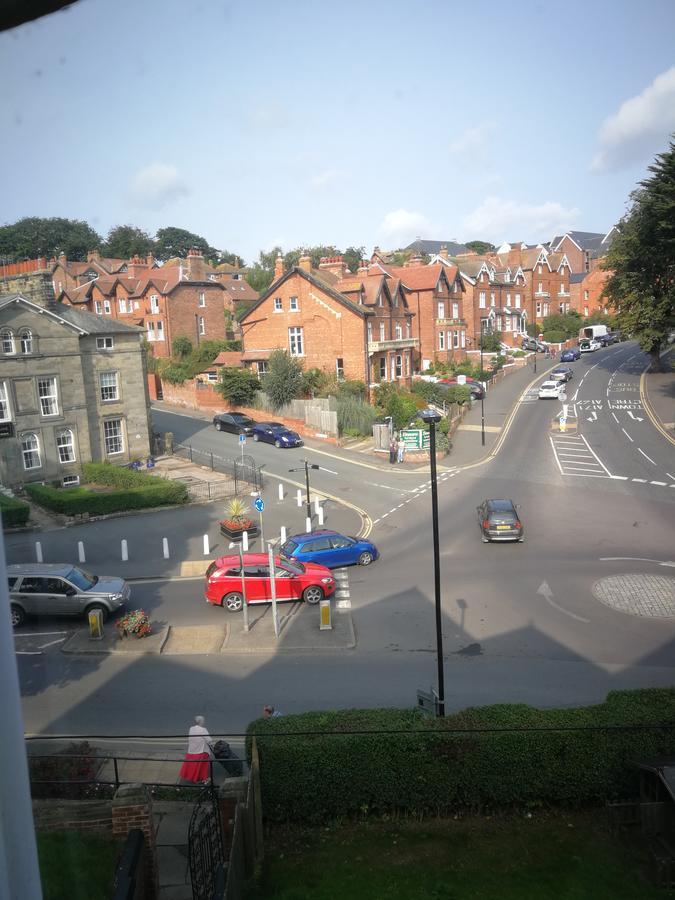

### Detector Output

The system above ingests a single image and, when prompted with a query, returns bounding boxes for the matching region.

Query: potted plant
[116,609,152,639]
[219,498,259,540]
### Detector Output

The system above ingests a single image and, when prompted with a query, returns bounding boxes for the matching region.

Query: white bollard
[280,526,287,544]
[163,537,170,559]
[203,534,210,556]
[305,516,312,533]
[121,539,128,562]
[314,497,321,515]
[242,530,249,552]
[78,541,85,563]
[318,505,324,526]
[35,541,43,563]
[278,483,284,501]
[296,489,302,507]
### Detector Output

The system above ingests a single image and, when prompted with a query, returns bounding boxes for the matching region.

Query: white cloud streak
[377,208,433,248]
[462,196,579,243]
[129,163,189,211]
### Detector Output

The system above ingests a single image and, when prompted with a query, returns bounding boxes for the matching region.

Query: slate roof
[374,263,453,292]
[0,294,143,334]
[403,239,469,256]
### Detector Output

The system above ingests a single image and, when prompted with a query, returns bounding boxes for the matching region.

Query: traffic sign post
[254,495,265,545]
[239,432,246,462]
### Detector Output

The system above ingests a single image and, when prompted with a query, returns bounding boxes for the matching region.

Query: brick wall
[165,283,230,358]
[112,784,158,899]
[0,271,55,307]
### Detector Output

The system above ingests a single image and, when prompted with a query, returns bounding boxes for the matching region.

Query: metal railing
[172,444,264,494]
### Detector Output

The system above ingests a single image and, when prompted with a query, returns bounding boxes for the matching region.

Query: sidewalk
[644,346,675,435]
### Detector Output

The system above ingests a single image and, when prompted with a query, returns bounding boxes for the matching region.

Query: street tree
[216,367,260,407]
[0,216,103,261]
[603,138,675,371]
[104,225,155,258]
[343,245,365,273]
[262,349,304,409]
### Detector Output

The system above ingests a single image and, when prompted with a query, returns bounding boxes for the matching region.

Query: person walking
[389,436,397,464]
[178,715,212,784]
[263,705,283,718]
[397,436,405,464]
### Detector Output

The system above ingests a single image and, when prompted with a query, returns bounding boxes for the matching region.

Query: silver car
[7,563,130,628]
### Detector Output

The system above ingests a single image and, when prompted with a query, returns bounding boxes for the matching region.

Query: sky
[1,0,675,263]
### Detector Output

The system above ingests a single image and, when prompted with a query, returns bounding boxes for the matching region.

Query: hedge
[0,493,30,528]
[542,330,567,344]
[246,689,675,824]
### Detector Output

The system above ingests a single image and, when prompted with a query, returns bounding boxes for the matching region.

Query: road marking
[627,410,644,422]
[537,581,590,623]
[610,475,628,480]
[587,411,598,422]
[16,651,43,656]
[622,428,634,442]
[651,481,667,486]
[632,478,647,483]
[12,631,67,637]
[668,473,675,481]
[611,412,619,423]
[579,434,613,476]
[600,557,675,566]
[638,448,656,465]
[38,637,68,649]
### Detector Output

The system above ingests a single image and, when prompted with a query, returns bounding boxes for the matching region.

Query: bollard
[278,483,284,501]
[78,541,86,563]
[35,541,43,563]
[163,537,170,559]
[121,539,128,562]
[318,505,324,526]
[203,534,210,556]
[305,516,312,533]
[280,526,287,544]
[314,497,321,515]
[242,530,249,551]
[296,489,302,507]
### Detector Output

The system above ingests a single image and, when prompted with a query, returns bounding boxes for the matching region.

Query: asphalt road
[12,342,675,736]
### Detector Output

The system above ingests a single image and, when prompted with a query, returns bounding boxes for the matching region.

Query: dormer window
[395,323,402,340]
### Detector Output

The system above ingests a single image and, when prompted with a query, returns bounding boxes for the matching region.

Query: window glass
[65,568,96,590]
[100,371,119,402]
[19,577,49,593]
[0,382,10,421]
[21,433,41,469]
[330,536,352,549]
[103,419,124,455]
[281,540,298,555]
[310,538,332,551]
[20,330,33,353]
[1,330,15,354]
[56,429,76,463]
[8,577,17,590]
[38,377,58,416]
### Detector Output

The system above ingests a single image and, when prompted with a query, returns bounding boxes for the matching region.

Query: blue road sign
[254,497,265,512]
[239,434,246,444]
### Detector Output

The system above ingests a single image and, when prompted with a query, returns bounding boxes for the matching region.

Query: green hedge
[25,464,187,515]
[0,493,30,528]
[246,689,675,824]
[543,330,567,344]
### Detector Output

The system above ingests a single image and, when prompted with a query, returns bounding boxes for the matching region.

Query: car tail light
[514,521,522,529]
[483,519,490,530]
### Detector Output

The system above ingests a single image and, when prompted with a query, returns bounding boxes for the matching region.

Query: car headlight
[321,577,334,584]
[111,593,124,603]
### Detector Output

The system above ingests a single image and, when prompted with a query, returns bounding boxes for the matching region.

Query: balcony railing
[435,318,465,326]
[367,337,417,353]
[534,290,550,298]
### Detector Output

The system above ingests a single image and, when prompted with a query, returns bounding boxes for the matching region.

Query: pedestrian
[389,436,397,464]
[397,436,405,464]
[263,705,282,718]
[178,715,212,784]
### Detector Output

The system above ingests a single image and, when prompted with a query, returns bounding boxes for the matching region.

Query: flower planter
[219,522,259,541]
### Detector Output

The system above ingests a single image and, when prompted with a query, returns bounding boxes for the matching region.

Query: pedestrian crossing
[333,567,351,609]
[549,433,612,478]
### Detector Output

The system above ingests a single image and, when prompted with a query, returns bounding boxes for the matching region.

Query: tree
[216,368,260,406]
[343,246,365,274]
[154,226,220,261]
[172,336,193,359]
[480,331,503,353]
[262,350,304,409]
[603,138,675,372]
[103,225,155,259]
[541,312,582,338]
[465,240,495,255]
[0,216,103,261]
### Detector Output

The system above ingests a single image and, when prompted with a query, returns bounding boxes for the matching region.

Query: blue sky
[1,0,674,262]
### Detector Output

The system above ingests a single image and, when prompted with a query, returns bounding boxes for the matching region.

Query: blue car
[560,347,581,362]
[252,421,303,448]
[280,530,379,568]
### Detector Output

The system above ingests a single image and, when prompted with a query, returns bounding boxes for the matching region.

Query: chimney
[37,256,47,270]
[357,259,369,275]
[146,253,154,268]
[439,245,447,258]
[298,254,312,273]
[87,249,101,263]
[318,255,348,279]
[274,252,284,280]
[405,254,423,268]
[186,247,206,281]
[58,252,67,265]
[126,254,150,278]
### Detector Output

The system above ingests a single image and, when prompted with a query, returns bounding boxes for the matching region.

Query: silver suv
[7,564,130,628]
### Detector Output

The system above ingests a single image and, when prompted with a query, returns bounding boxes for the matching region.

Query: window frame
[198,291,206,307]
[20,330,33,354]
[289,296,299,312]
[1,330,15,354]
[37,376,59,417]
[21,432,41,470]
[0,381,11,422]
[99,371,119,403]
[288,326,304,357]
[273,297,283,312]
[96,336,114,350]
[150,294,160,314]
[103,418,124,456]
[56,428,76,464]
[198,316,206,336]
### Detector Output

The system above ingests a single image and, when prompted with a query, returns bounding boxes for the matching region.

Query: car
[204,553,335,611]
[521,336,546,352]
[280,530,379,568]
[579,339,600,352]
[550,366,574,383]
[560,347,581,362]
[477,499,524,543]
[213,412,256,435]
[538,380,564,399]
[252,421,303,448]
[7,563,130,628]
[598,332,618,347]
[438,378,485,400]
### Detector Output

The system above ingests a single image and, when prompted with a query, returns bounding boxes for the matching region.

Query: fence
[172,444,264,494]
[253,394,339,436]
[224,739,264,900]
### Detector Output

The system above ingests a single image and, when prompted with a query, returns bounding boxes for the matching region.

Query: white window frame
[20,330,33,354]
[103,418,124,456]
[198,316,205,336]
[56,429,76,464]
[99,371,119,402]
[453,330,460,349]
[289,296,299,312]
[452,303,459,319]
[490,292,495,307]
[103,300,111,315]
[273,297,283,312]
[1,330,15,354]
[156,320,165,341]
[379,321,385,342]
[21,432,41,470]
[395,354,402,377]
[479,291,486,309]
[461,331,466,348]
[0,381,10,421]
[94,301,103,315]
[515,294,521,309]
[37,376,59,417]
[379,357,386,381]
[537,282,543,294]
[395,323,402,340]
[536,302,542,316]
[118,298,127,314]
[146,322,156,342]
[96,336,114,350]
[257,360,268,377]
[336,358,344,380]
[437,301,445,319]
[367,322,372,343]
[288,326,304,357]
[438,330,445,350]
[198,291,206,307]
[150,294,160,314]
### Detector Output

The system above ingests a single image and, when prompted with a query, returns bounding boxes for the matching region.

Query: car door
[303,536,335,567]
[261,426,274,444]
[220,414,235,434]
[242,565,268,603]
[47,577,81,614]
[329,535,357,565]
[271,562,297,601]
[18,576,58,616]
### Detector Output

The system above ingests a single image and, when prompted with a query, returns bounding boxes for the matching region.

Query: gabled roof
[550,231,607,253]
[374,263,452,292]
[0,294,143,335]
[239,267,370,323]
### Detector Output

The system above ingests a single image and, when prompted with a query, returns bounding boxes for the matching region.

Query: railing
[435,318,465,326]
[367,337,417,353]
[173,444,264,494]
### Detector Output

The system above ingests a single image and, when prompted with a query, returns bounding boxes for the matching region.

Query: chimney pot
[274,252,284,280]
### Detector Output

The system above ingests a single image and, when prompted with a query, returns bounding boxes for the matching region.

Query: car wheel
[85,603,109,623]
[215,422,222,431]
[10,604,25,628]
[274,440,282,448]
[253,433,260,442]
[358,551,374,566]
[302,585,324,605]
[223,592,244,612]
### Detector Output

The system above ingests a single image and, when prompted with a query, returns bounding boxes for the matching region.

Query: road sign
[239,434,246,444]
[254,497,264,512]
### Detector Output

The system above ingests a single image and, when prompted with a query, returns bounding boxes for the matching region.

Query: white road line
[549,436,565,475]
[667,473,675,481]
[571,389,579,402]
[38,637,68,649]
[16,651,42,656]
[13,631,67,637]
[579,434,613,476]
[562,465,606,473]
[651,481,667,486]
[632,478,647,483]
[638,448,656,465]
[621,428,634,442]
[611,412,619,423]
[610,475,628,480]
[564,472,615,478]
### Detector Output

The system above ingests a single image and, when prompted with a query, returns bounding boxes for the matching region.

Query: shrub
[337,396,377,437]
[479,331,503,353]
[262,350,304,409]
[543,330,567,344]
[29,741,99,800]
[0,493,30,528]
[247,689,675,824]
[172,335,193,358]
[216,367,260,406]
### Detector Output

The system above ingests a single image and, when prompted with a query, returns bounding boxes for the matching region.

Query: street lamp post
[289,459,320,522]
[420,407,445,717]
[479,322,486,447]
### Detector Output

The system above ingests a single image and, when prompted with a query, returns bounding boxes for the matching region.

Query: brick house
[455,258,529,348]
[239,255,417,393]
[50,249,134,295]
[488,244,572,330]
[548,229,615,274]
[570,268,611,318]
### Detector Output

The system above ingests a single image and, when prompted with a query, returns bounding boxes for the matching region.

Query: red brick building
[548,229,615,274]
[455,258,529,348]
[488,244,572,329]
[570,268,611,318]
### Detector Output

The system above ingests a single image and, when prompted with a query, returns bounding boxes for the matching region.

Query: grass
[38,831,122,900]
[246,811,662,900]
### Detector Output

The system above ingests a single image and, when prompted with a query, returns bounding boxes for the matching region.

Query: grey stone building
[0,292,152,487]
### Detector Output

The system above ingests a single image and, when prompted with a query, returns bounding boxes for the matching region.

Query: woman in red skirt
[179,716,212,784]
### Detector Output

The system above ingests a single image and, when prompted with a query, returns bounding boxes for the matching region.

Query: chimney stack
[274,252,284,280]
[186,247,206,281]
[357,259,369,275]
[440,245,447,258]
[87,249,101,263]
[298,254,312,273]
[318,255,348,279]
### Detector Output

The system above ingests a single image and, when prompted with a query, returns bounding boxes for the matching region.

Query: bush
[247,689,675,824]
[543,330,567,344]
[262,350,304,409]
[337,396,377,437]
[479,331,503,353]
[29,741,99,800]
[172,335,193,358]
[216,367,260,406]
[0,493,30,528]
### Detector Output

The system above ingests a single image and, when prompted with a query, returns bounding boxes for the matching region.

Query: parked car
[281,530,379,568]
[579,339,601,352]
[252,422,303,448]
[598,332,618,346]
[550,366,574,383]
[204,553,335,611]
[560,347,581,362]
[477,499,524,543]
[7,564,130,628]
[538,380,564,399]
[213,412,256,435]
[521,336,546,352]
[438,378,485,400]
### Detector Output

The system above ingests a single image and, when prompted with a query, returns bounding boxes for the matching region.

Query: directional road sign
[254,497,265,512]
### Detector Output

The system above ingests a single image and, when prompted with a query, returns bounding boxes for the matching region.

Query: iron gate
[188,786,225,900]
[235,453,264,493]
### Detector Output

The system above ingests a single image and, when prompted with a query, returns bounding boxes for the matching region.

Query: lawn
[246,811,661,900]
[38,831,122,900]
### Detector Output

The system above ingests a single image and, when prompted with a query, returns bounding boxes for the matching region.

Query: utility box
[88,608,104,640]
[319,598,332,631]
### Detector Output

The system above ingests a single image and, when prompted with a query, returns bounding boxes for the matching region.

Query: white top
[187,724,211,755]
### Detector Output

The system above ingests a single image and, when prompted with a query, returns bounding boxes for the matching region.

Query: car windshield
[65,567,97,591]
[281,540,298,556]
[233,415,253,425]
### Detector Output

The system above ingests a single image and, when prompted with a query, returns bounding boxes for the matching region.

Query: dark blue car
[560,347,581,362]
[280,530,379,568]
[252,421,303,448]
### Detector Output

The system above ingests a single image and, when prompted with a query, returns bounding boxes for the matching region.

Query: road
[11,341,675,736]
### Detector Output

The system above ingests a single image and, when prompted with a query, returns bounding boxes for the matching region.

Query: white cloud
[129,163,189,211]
[308,169,344,190]
[462,196,579,243]
[591,66,675,172]
[448,124,494,165]
[377,208,434,248]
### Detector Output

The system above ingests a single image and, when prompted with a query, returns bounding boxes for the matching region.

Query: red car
[204,553,335,612]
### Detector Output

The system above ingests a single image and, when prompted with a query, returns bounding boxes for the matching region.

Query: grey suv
[521,336,546,352]
[7,564,130,628]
